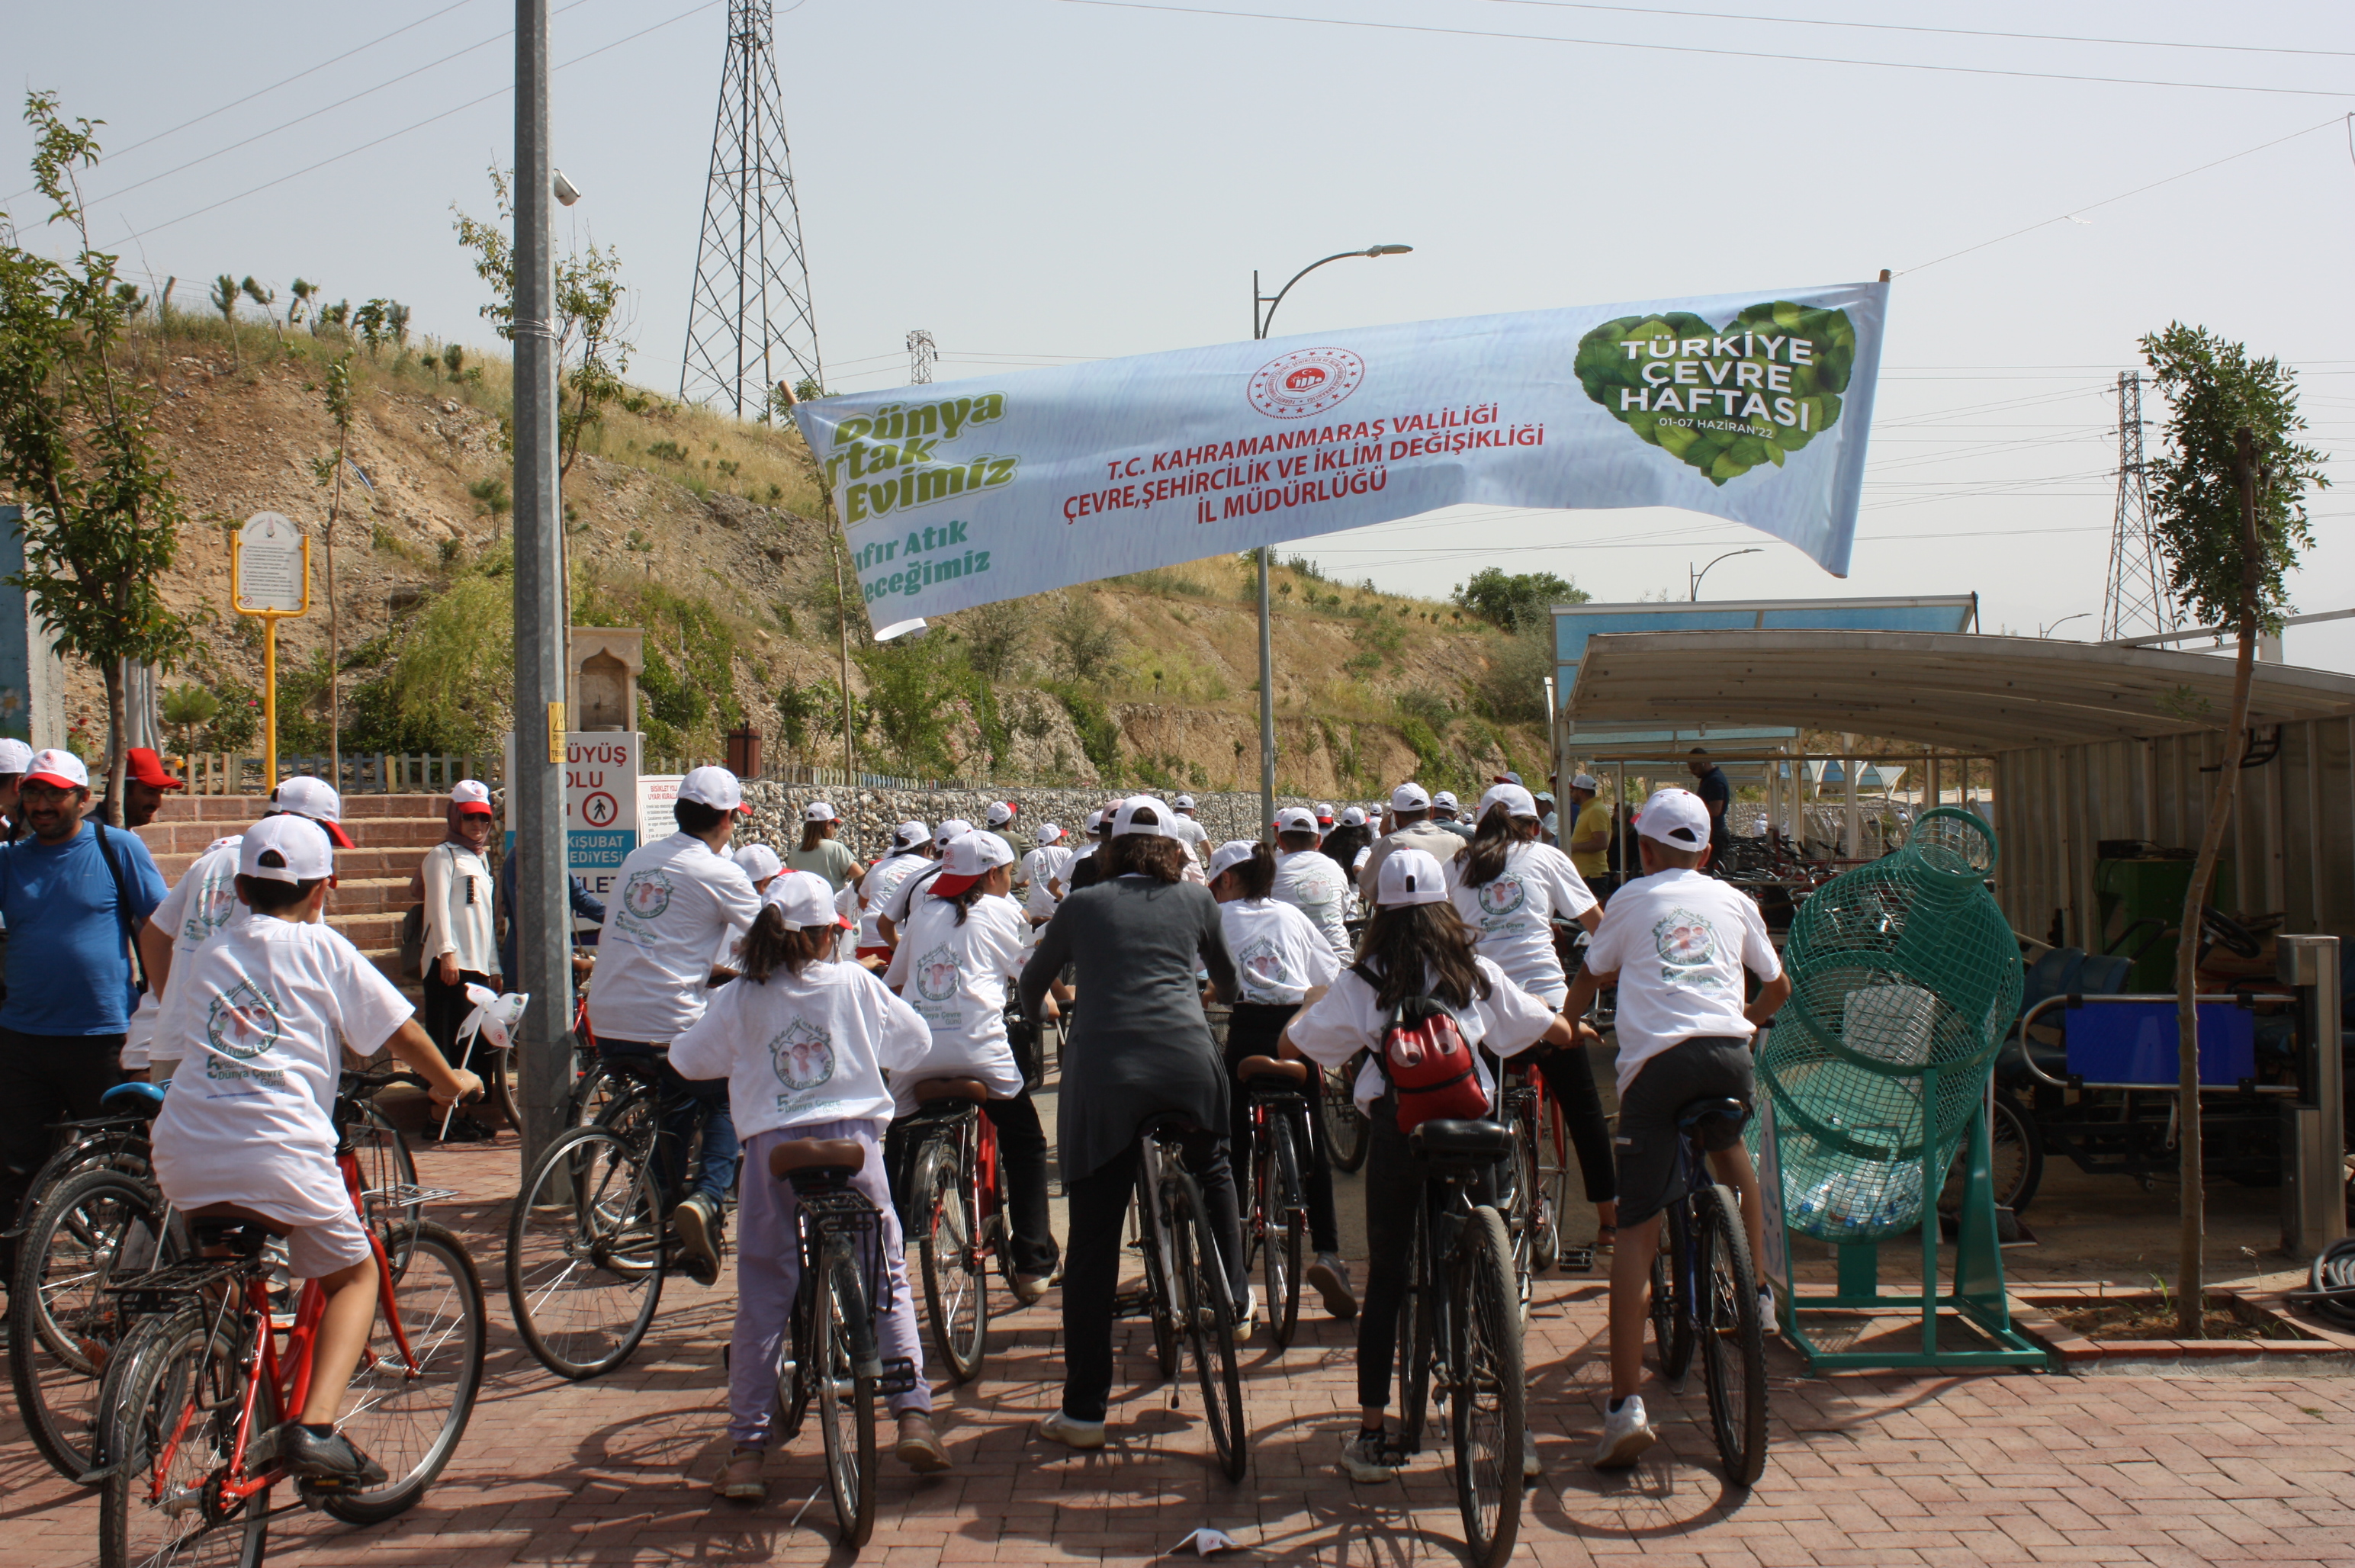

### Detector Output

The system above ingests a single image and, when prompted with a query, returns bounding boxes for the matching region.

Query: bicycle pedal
[875,1356,919,1396]
[1560,1245,1597,1274]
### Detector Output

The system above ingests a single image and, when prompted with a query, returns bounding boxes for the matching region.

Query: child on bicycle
[1559,787,1791,1469]
[146,815,483,1485]
[1206,839,1357,1321]
[882,832,1059,1302]
[670,871,952,1500]
[1279,847,1583,1483]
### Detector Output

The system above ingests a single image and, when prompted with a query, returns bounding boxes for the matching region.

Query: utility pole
[907,329,937,385]
[512,0,571,1164]
[2102,371,2176,641]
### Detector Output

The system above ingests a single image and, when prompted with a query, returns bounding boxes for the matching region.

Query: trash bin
[2095,853,2235,992]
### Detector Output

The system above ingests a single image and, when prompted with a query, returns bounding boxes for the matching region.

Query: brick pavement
[7,1135,2355,1566]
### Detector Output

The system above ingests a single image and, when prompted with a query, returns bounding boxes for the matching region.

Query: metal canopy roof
[1565,629,2355,752]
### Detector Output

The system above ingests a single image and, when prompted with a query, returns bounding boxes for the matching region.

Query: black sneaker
[672,1195,724,1287]
[282,1424,388,1486]
[432,1113,493,1144]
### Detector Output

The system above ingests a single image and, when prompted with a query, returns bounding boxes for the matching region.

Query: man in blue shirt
[0,749,168,1280]
[1687,749,1734,863]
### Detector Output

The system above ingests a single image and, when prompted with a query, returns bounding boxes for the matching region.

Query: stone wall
[735,780,1349,861]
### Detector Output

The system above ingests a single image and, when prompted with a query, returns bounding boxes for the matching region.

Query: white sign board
[638,775,681,843]
[502,731,644,902]
[233,511,307,614]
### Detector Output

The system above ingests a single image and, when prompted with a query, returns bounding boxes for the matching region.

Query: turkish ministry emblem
[1248,347,1366,419]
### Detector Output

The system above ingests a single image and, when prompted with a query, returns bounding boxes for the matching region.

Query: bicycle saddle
[1236,1055,1308,1086]
[99,1081,167,1117]
[769,1138,866,1180]
[185,1203,291,1255]
[1676,1097,1750,1134]
[907,1076,989,1106]
[1407,1119,1514,1162]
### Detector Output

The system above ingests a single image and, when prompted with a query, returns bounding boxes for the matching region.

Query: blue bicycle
[1646,1096,1768,1486]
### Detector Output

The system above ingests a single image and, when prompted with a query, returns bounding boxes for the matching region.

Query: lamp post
[1688,548,1762,600]
[2039,612,2092,639]
[1249,244,1412,839]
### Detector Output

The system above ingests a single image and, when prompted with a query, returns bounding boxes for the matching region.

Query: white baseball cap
[1569,773,1600,793]
[985,801,1015,827]
[1035,822,1064,846]
[1390,782,1430,813]
[1495,771,1524,786]
[1207,840,1259,881]
[1084,809,1104,833]
[934,818,972,847]
[1636,786,1711,850]
[1478,782,1538,820]
[239,813,333,883]
[1111,795,1172,838]
[1274,805,1318,835]
[677,766,744,813]
[270,774,355,847]
[892,820,930,850]
[1339,805,1367,827]
[0,738,31,774]
[802,798,839,823]
[1174,793,1197,811]
[1314,802,1335,823]
[24,748,88,791]
[449,778,493,816]
[763,869,850,930]
[734,843,783,882]
[933,831,1015,895]
[1432,790,1460,811]
[1377,847,1451,908]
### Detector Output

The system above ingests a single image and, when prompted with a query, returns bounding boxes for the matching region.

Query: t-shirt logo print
[1476,876,1526,921]
[206,979,283,1062]
[913,944,959,1005]
[1239,937,1291,994]
[621,869,673,921]
[1652,908,1720,985]
[769,1018,837,1091]
[188,874,238,943]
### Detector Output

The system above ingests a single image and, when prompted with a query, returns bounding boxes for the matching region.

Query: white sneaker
[1592,1397,1658,1470]
[1236,1287,1258,1344]
[1521,1428,1543,1480]
[1339,1429,1398,1483]
[1038,1409,1107,1451]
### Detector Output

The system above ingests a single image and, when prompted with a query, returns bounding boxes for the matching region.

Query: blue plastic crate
[2063,1001,2257,1088]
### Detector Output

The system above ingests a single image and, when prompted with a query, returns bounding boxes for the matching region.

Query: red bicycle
[92,1075,486,1567]
[901,1076,1006,1384]
[1498,1059,1582,1298]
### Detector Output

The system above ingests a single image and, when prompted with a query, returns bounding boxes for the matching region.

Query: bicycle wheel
[1696,1184,1768,1487]
[1450,1206,1524,1568]
[351,1104,422,1258]
[487,1047,522,1131]
[814,1248,879,1548]
[1534,1094,1572,1274]
[1939,1094,2045,1219]
[98,1307,268,1568]
[8,1166,173,1482]
[506,1124,664,1378]
[1651,1209,1694,1383]
[1262,1114,1304,1350]
[1499,1110,1537,1309]
[1395,1202,1435,1455]
[321,1220,487,1525]
[1134,1171,1179,1380]
[1166,1170,1246,1481]
[1322,1062,1370,1174]
[914,1136,989,1383]
[567,1056,625,1128]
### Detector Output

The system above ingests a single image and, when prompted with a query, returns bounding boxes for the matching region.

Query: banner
[790,280,1888,628]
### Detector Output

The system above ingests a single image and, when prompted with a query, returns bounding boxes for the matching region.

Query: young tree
[2141,323,2329,1335]
[0,93,191,822]
[287,276,317,332]
[240,276,281,354]
[306,352,355,782]
[209,272,241,365]
[158,682,218,757]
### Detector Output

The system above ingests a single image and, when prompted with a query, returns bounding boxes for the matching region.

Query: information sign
[232,512,308,614]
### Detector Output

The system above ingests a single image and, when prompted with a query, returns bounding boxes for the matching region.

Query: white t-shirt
[1020,845,1068,919]
[421,840,497,975]
[1285,954,1558,1115]
[586,832,763,1043]
[882,892,1030,1113]
[149,911,413,1228]
[1580,866,1781,1094]
[860,851,930,947]
[670,958,929,1140]
[127,834,244,1068]
[1169,814,1210,862]
[1216,897,1341,1006]
[1446,841,1597,1006]
[1272,848,1352,959]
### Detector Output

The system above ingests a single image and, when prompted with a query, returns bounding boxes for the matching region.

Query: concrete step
[149,841,451,884]
[142,819,454,874]
[328,909,404,948]
[146,794,458,825]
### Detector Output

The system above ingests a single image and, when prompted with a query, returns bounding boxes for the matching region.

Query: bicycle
[1111,1117,1246,1480]
[766,1134,920,1549]
[1391,1117,1524,1568]
[91,1104,486,1565]
[1237,1055,1311,1349]
[1319,1052,1371,1174]
[506,1052,716,1378]
[1492,1058,1579,1308]
[1643,1096,1767,1486]
[898,1076,1009,1385]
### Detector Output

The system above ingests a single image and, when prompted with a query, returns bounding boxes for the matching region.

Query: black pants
[884,1091,1059,1278]
[1526,1041,1619,1207]
[0,1027,127,1285]
[1059,1127,1244,1423]
[1354,1116,1426,1411]
[422,966,493,1069]
[1223,1003,1341,1255]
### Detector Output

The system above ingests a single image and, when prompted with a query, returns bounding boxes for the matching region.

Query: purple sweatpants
[728,1120,931,1449]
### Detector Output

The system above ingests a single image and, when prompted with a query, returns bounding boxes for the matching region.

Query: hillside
[46,316,1555,798]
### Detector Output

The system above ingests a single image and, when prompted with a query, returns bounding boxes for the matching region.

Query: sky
[6,1,2353,666]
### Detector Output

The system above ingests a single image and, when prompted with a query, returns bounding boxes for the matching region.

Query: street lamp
[1689,548,1762,600]
[1249,243,1413,840]
[2039,612,2091,639]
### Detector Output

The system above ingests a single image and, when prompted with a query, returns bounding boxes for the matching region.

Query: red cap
[125,749,185,791]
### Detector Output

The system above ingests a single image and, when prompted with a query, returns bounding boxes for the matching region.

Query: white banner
[790,280,1888,627]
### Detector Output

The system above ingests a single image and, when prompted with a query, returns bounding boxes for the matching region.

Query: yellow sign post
[230,511,312,789]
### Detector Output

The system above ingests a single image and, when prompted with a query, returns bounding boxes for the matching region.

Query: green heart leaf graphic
[1576,302,1857,487]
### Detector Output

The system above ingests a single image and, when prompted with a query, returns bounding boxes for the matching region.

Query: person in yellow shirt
[1566,773,1614,894]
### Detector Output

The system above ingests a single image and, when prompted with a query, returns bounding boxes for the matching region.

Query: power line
[1051,2,2355,100]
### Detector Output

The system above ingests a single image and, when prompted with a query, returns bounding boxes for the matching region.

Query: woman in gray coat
[1019,797,1241,1450]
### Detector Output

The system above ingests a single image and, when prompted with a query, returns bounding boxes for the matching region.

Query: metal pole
[262,618,278,788]
[1257,546,1274,842]
[512,0,572,1165]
